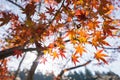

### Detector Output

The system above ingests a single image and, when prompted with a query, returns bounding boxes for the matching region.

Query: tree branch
[0,46,36,60]
[6,0,24,10]
[14,52,27,80]
[103,47,120,50]
[44,0,65,29]
[26,41,44,80]
[55,60,92,80]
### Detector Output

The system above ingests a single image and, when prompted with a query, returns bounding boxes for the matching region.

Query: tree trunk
[26,55,41,80]
[26,41,43,80]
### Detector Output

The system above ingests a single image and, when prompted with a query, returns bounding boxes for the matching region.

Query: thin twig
[45,0,65,29]
[37,0,43,13]
[61,58,71,70]
[55,60,92,80]
[14,52,27,80]
[6,0,24,10]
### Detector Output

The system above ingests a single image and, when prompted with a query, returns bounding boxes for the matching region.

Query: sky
[0,0,120,77]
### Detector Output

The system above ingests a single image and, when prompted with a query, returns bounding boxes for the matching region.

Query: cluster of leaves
[0,0,120,79]
[0,59,14,80]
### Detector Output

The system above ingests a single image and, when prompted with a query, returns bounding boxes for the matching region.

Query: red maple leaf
[13,50,23,58]
[71,54,79,65]
[59,50,66,59]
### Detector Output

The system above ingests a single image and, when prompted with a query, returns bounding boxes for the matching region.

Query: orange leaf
[87,21,100,30]
[94,50,108,64]
[32,0,40,2]
[67,30,76,39]
[75,45,86,56]
[67,17,72,22]
[71,54,79,65]
[75,9,88,21]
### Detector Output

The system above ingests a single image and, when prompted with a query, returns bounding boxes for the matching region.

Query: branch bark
[26,41,44,80]
[55,60,92,80]
[25,55,42,80]
[0,46,36,60]
[14,52,27,80]
[102,47,120,50]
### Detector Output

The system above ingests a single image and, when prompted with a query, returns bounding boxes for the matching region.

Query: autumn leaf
[52,51,59,59]
[39,13,46,20]
[59,49,66,59]
[76,0,83,5]
[92,31,110,48]
[105,5,114,15]
[94,50,108,64]
[13,50,23,58]
[44,0,55,4]
[78,37,87,43]
[48,43,57,48]
[66,29,76,40]
[55,0,61,3]
[71,54,79,65]
[67,17,72,22]
[0,12,12,26]
[75,9,88,21]
[103,21,117,36]
[87,20,100,30]
[32,0,40,3]
[46,6,55,15]
[75,45,86,56]
[40,57,47,64]
[22,2,36,17]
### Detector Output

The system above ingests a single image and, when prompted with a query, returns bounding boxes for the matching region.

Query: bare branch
[103,47,120,50]
[6,0,24,10]
[55,60,92,80]
[14,52,27,80]
[0,46,36,60]
[26,52,44,80]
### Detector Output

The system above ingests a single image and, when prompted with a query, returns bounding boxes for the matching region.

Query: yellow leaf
[52,51,59,59]
[78,37,87,43]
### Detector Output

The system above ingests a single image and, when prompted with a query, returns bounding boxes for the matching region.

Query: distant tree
[66,69,120,80]
[84,68,95,80]
[12,68,120,80]
[67,68,94,80]
[0,0,120,80]
[19,70,54,80]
